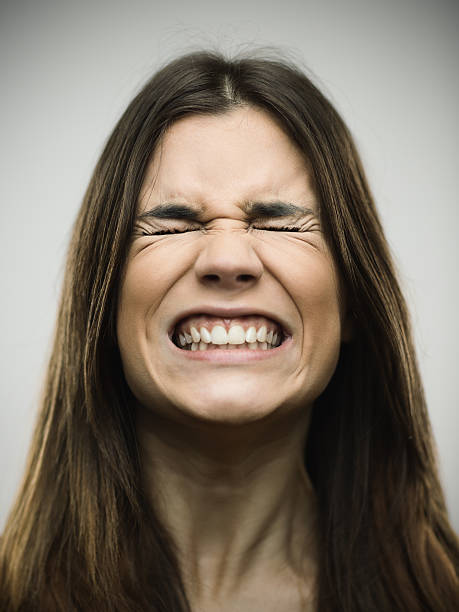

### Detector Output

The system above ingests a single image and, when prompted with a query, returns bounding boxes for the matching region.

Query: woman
[0,50,458,611]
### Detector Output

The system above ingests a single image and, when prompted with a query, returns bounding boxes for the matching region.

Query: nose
[194,230,263,290]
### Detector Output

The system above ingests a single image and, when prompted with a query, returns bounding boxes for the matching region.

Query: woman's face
[117,107,347,425]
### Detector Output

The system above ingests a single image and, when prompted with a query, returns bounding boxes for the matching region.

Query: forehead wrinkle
[138,116,317,217]
[145,145,312,197]
[139,178,317,218]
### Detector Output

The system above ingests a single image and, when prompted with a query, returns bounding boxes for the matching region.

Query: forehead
[139,106,317,214]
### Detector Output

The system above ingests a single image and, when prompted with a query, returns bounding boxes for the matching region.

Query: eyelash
[140,226,303,236]
[256,226,302,232]
[141,228,196,236]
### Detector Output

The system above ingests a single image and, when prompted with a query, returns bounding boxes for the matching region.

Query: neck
[136,404,318,608]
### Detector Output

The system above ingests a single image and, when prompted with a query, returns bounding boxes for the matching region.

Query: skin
[117,107,349,611]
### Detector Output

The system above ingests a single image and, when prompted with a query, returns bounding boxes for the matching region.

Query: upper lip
[168,305,292,337]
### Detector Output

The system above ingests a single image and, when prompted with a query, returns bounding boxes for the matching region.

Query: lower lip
[168,336,293,362]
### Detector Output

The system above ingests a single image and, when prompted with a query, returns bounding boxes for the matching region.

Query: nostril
[203,274,220,282]
[237,274,255,282]
[201,273,257,284]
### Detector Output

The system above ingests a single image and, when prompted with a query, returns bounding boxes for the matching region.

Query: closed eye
[252,226,302,232]
[138,227,200,236]
[137,224,313,236]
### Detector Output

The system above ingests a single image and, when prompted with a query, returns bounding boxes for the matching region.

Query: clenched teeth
[187,340,272,351]
[174,316,284,350]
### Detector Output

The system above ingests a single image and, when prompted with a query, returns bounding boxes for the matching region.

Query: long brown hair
[1,50,458,611]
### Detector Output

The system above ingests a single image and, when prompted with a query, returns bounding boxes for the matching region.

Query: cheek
[117,272,157,350]
[285,249,343,327]
[116,278,149,400]
[299,268,342,337]
[117,244,190,332]
[116,273,170,411]
[116,246,197,399]
[287,253,344,387]
[116,254,170,377]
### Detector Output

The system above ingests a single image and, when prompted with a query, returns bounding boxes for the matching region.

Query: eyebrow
[136,203,203,220]
[136,201,315,221]
[243,201,314,219]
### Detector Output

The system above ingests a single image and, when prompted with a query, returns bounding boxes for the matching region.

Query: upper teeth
[176,324,281,348]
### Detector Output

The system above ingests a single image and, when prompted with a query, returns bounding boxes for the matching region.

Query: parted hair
[1,50,458,611]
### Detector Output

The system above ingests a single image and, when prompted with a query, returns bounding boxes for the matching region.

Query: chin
[172,391,281,426]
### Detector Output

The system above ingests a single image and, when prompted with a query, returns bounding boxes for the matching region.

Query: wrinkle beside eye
[251,228,326,254]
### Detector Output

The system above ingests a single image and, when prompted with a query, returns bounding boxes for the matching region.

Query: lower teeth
[179,341,278,351]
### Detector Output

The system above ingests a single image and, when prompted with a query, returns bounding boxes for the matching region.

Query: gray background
[1,0,458,532]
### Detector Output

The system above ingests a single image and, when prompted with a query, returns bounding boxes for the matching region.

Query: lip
[167,305,292,339]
